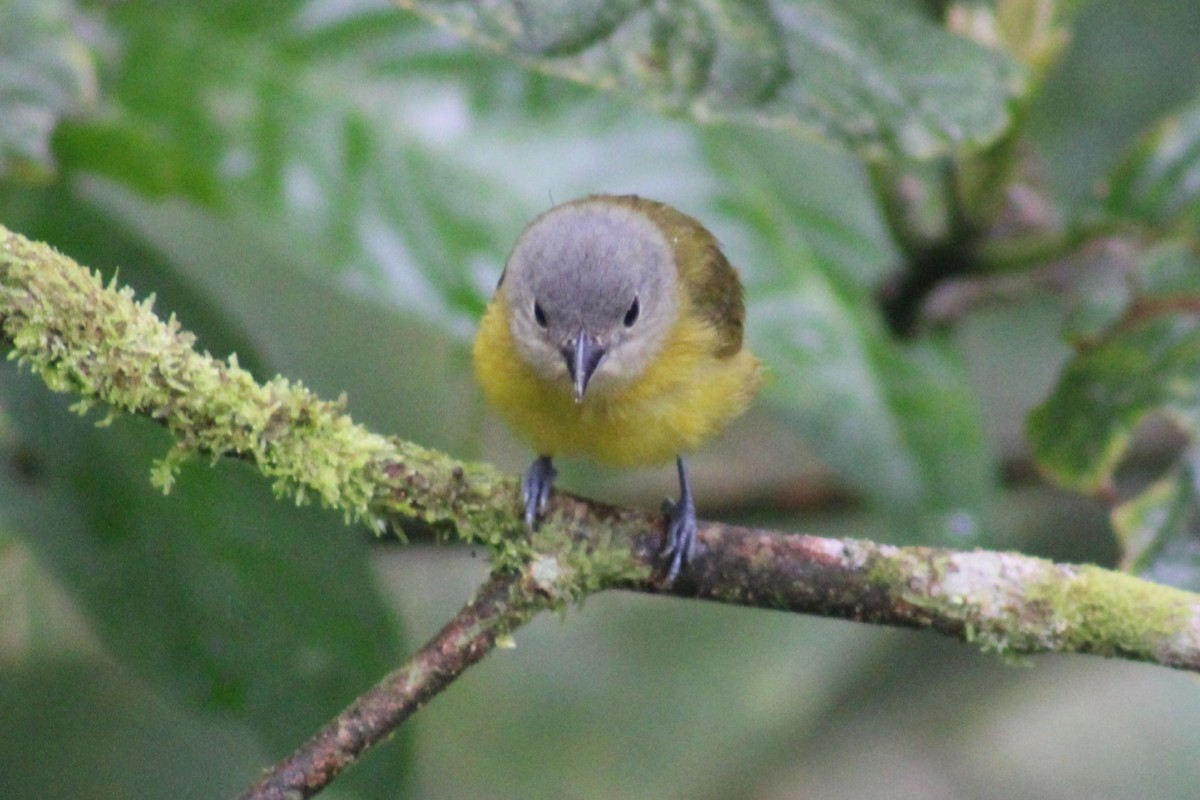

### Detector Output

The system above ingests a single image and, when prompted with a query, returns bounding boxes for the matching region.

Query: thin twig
[239,569,547,800]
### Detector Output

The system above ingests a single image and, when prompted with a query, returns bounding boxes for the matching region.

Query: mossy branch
[4,222,1200,660]
[0,223,522,554]
[5,223,1200,796]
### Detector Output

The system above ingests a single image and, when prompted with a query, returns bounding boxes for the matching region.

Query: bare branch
[239,569,549,800]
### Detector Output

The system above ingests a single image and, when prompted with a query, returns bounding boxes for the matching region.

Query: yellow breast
[473,292,762,467]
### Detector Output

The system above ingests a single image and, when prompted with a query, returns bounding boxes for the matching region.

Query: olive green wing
[622,196,746,358]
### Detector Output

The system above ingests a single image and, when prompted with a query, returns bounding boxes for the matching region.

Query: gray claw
[662,457,696,582]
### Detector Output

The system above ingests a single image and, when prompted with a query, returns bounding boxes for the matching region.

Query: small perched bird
[473,194,762,580]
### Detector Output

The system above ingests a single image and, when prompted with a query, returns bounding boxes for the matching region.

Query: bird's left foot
[661,457,696,583]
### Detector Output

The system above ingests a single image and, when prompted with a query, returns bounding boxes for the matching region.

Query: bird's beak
[563,333,606,402]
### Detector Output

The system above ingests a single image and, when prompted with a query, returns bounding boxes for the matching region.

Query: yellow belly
[473,295,762,466]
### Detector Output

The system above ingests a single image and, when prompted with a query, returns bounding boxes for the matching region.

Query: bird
[473,194,762,581]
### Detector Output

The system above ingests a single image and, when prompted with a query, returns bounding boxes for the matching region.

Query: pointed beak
[563,333,606,402]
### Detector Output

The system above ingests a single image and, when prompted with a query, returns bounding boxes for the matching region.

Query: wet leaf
[397,0,1026,160]
[1104,92,1200,229]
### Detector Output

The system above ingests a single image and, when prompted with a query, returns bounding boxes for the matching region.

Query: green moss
[0,225,506,541]
[1026,565,1194,659]
[864,539,1199,664]
[518,512,650,604]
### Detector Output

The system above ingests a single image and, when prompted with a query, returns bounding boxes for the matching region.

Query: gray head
[501,196,680,401]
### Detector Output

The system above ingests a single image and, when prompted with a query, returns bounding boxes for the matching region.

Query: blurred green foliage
[4,0,1200,798]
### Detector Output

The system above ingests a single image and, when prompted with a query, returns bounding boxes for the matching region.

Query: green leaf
[0,0,97,179]
[752,277,992,540]
[1029,311,1200,494]
[60,3,532,334]
[1060,266,1135,347]
[700,126,895,287]
[1112,464,1187,570]
[66,3,1013,338]
[397,0,1026,160]
[1036,240,1200,589]
[0,366,412,796]
[1060,239,1200,347]
[1139,238,1200,298]
[53,117,223,203]
[1104,92,1200,229]
[1111,450,1200,591]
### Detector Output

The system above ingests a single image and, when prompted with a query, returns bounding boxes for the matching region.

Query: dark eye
[623,296,640,328]
[533,301,548,328]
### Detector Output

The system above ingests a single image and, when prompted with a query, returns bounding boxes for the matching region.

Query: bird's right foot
[522,456,556,530]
